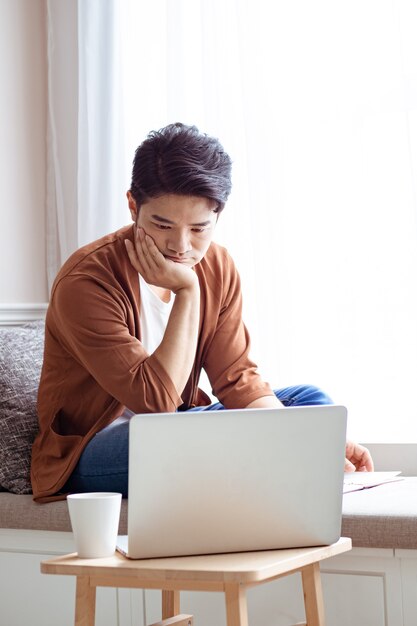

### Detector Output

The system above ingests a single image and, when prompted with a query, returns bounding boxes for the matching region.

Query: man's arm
[125,227,200,396]
[153,285,200,395]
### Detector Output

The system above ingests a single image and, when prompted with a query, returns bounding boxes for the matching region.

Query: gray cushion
[2,480,417,548]
[0,322,45,493]
[342,477,417,549]
[0,493,128,533]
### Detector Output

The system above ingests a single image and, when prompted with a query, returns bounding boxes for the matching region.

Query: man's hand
[345,440,374,472]
[125,227,197,293]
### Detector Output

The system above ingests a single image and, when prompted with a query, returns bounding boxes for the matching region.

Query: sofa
[2,319,417,547]
[2,320,417,625]
[0,320,129,532]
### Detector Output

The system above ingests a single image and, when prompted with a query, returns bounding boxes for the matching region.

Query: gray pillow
[0,321,45,493]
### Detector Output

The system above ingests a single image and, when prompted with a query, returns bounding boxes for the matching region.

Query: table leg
[224,583,248,626]
[162,589,181,619]
[74,575,96,626]
[301,563,326,626]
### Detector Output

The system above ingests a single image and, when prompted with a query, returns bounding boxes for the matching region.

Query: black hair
[129,123,232,213]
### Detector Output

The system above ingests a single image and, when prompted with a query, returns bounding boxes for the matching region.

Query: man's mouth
[164,255,190,264]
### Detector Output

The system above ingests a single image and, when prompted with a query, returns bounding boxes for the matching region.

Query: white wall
[0,0,48,304]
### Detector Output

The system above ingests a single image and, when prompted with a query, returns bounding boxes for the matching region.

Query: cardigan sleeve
[202,253,274,408]
[51,273,183,413]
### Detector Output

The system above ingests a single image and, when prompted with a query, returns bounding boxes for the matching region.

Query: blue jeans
[63,385,332,497]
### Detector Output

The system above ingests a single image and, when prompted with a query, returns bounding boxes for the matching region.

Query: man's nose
[168,231,192,254]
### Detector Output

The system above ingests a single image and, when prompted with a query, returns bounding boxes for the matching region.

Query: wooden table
[41,537,351,626]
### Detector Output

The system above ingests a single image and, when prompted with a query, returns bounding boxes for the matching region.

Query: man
[31,123,372,501]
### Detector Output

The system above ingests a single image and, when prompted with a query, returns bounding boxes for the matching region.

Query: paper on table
[343,471,403,494]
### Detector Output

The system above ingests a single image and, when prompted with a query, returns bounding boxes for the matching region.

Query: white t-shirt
[138,274,175,354]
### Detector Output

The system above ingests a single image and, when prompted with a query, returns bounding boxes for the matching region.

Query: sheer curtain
[46,0,127,289]
[47,0,417,442]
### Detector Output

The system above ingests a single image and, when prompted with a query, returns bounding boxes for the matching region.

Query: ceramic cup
[67,492,122,558]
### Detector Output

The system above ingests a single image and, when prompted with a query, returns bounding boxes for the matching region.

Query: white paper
[343,471,403,494]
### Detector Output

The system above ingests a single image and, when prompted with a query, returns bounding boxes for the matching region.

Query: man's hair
[129,123,232,213]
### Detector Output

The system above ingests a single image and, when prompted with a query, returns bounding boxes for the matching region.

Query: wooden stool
[41,537,351,626]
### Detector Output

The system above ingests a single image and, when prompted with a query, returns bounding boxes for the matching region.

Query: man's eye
[153,223,171,230]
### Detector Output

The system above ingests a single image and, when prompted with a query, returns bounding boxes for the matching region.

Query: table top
[41,537,351,585]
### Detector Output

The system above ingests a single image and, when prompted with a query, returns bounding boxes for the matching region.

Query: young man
[31,123,372,501]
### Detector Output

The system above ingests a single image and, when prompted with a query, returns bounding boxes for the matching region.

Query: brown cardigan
[31,225,273,501]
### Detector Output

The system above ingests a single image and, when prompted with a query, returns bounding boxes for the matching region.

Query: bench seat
[2,477,417,549]
[342,475,417,549]
[0,493,128,533]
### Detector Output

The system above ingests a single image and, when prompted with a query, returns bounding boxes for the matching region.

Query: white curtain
[47,0,417,442]
[46,0,126,289]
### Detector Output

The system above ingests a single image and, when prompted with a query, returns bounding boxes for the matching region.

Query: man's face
[127,193,218,267]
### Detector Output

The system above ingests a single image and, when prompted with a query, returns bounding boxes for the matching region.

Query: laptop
[117,405,347,559]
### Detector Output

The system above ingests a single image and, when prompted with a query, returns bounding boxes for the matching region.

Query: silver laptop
[117,405,347,559]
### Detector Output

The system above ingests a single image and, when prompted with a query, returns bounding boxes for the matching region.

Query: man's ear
[127,191,138,222]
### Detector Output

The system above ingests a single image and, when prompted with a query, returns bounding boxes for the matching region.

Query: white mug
[67,492,122,558]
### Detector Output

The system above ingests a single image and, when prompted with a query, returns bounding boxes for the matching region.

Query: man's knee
[274,384,333,407]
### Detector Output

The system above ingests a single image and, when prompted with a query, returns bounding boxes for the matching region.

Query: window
[118,1,417,442]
